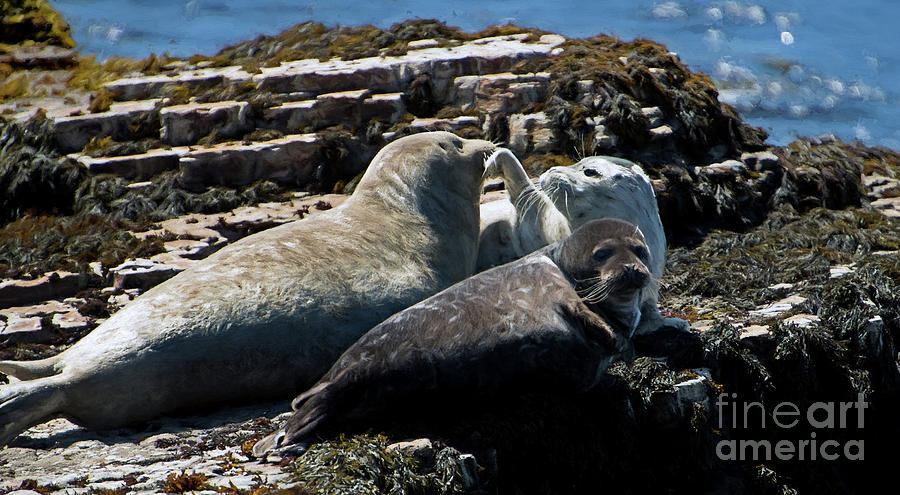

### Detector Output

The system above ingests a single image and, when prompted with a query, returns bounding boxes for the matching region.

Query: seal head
[549,218,651,335]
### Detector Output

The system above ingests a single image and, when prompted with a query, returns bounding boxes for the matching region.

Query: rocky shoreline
[2,1,899,493]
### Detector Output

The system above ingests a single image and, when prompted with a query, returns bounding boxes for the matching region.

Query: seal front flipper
[0,356,61,380]
[481,148,570,257]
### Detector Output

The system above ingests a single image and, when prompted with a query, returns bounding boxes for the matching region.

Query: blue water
[50,0,900,150]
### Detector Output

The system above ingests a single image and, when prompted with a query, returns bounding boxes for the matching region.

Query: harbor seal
[253,218,648,456]
[0,131,498,446]
[478,152,683,335]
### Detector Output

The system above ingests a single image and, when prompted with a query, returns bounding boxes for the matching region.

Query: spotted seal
[0,131,498,445]
[253,218,649,456]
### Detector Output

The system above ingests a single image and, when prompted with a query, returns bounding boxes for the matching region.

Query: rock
[0,401,293,492]
[104,66,253,102]
[262,89,388,132]
[1,300,72,318]
[52,99,163,153]
[783,313,820,329]
[71,148,184,181]
[748,295,807,319]
[741,150,780,171]
[409,116,480,131]
[1,316,55,344]
[111,258,191,291]
[407,39,441,50]
[869,179,900,199]
[508,112,554,155]
[51,311,93,331]
[177,133,320,191]
[0,44,76,69]
[641,106,664,127]
[0,271,92,309]
[107,292,134,310]
[387,438,436,469]
[649,124,674,141]
[699,160,746,178]
[872,197,900,217]
[739,324,775,353]
[690,319,716,332]
[253,34,564,97]
[6,490,43,495]
[767,282,795,291]
[452,72,550,113]
[672,370,711,414]
[829,264,855,278]
[361,93,405,123]
[163,239,214,259]
[592,124,618,150]
[457,453,479,490]
[645,370,712,426]
[161,101,251,146]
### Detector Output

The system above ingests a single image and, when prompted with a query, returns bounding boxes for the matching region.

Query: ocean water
[50,0,900,149]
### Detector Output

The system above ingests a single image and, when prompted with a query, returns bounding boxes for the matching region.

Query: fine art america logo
[716,393,867,461]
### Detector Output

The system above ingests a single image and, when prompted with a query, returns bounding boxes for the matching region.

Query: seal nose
[622,264,648,287]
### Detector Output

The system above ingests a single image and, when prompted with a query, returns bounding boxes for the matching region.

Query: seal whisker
[577,279,613,302]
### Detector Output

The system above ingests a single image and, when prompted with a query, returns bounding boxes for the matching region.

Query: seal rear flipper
[0,376,67,446]
[252,408,325,458]
[0,356,61,380]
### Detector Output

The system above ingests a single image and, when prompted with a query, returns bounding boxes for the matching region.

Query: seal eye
[631,245,649,261]
[592,248,613,262]
[583,168,599,177]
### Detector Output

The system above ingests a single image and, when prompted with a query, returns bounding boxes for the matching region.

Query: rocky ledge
[1,4,899,494]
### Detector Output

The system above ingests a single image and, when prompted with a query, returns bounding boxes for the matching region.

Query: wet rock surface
[1,9,899,495]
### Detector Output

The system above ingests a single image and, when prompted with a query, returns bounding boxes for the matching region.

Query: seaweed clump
[0,213,167,279]
[652,136,883,246]
[655,204,900,492]
[0,117,86,224]
[663,206,899,313]
[289,434,473,495]
[197,20,544,68]
[520,35,768,169]
[0,0,75,48]
[0,119,293,279]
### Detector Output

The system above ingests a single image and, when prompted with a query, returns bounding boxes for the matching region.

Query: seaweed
[0,0,75,48]
[0,118,85,224]
[195,19,545,70]
[288,434,472,495]
[0,213,166,279]
[162,471,209,494]
[517,35,768,168]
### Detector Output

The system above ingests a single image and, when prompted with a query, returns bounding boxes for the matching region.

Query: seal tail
[0,376,67,446]
[0,356,60,380]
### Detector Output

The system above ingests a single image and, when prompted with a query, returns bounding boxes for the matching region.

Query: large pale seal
[253,218,649,456]
[478,152,683,334]
[0,131,497,445]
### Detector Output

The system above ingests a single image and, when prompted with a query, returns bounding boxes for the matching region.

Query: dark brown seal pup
[253,218,651,456]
